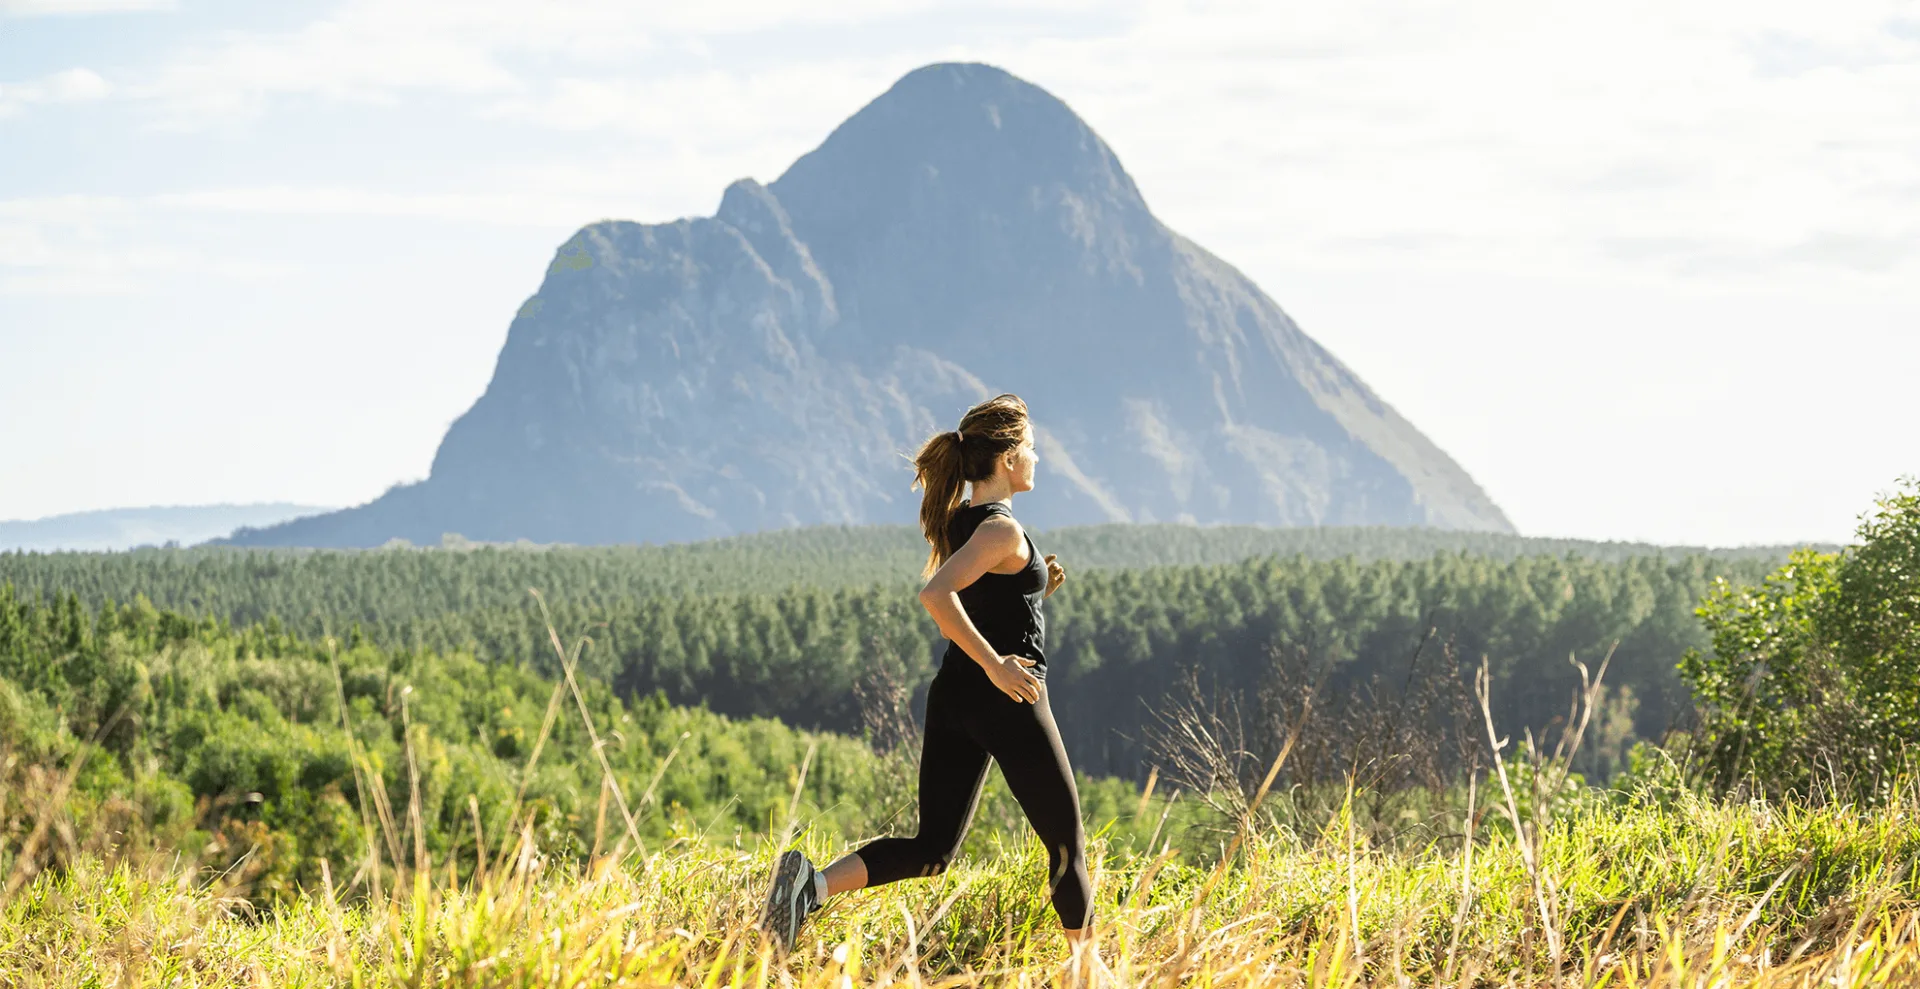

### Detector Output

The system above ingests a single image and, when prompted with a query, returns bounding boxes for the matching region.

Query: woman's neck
[969,479,1015,506]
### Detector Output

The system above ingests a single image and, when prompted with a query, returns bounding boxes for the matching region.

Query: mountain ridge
[230,62,1511,548]
[3,503,331,553]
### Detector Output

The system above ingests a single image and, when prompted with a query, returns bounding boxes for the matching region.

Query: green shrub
[1681,479,1920,798]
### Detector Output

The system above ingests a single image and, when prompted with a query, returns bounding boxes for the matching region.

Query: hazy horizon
[0,501,1843,555]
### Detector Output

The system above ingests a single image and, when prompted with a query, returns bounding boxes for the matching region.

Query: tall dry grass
[9,788,1920,987]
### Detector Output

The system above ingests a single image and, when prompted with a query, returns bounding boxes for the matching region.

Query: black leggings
[855,662,1093,928]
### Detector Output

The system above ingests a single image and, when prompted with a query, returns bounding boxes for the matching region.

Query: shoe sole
[760,849,809,952]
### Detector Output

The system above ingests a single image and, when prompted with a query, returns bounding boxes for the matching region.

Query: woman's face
[1004,425,1039,494]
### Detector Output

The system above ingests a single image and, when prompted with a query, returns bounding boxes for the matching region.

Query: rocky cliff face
[231,63,1510,548]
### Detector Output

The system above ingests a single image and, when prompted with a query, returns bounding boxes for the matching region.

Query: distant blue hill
[0,504,333,553]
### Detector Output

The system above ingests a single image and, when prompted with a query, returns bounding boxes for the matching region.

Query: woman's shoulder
[952,501,1021,543]
[962,500,1022,531]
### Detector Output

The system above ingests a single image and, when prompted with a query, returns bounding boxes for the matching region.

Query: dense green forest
[0,528,1788,779]
[6,522,1806,608]
[0,586,1154,901]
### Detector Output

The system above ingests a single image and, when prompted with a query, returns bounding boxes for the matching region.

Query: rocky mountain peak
[774,63,1148,239]
[227,63,1510,549]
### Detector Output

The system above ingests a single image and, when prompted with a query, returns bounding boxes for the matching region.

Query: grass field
[9,767,1920,987]
[6,611,1916,988]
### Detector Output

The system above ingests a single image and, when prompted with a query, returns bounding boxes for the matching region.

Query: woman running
[760,393,1095,963]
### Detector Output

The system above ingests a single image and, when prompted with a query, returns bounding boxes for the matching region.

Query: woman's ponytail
[912,394,1030,578]
[913,431,969,577]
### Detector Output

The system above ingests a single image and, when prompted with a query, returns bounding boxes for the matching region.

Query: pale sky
[2,0,1917,546]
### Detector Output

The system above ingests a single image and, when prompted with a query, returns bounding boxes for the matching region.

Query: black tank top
[940,501,1049,672]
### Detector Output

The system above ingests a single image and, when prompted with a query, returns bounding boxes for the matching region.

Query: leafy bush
[1681,479,1920,798]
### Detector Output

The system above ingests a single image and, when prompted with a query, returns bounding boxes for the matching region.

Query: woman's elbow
[917,585,943,610]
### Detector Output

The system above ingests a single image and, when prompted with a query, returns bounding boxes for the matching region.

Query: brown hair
[912,393,1030,578]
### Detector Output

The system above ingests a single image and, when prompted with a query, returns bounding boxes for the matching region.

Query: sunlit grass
[9,607,1920,986]
[9,784,1920,987]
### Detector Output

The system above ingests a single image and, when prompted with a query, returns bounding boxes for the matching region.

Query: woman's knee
[1047,844,1094,929]
[1045,841,1091,908]
[1045,831,1087,870]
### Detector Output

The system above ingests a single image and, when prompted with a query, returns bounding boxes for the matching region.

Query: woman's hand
[1044,554,1066,598]
[983,653,1043,703]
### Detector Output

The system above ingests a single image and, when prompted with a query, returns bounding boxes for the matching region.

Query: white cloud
[123,0,1909,284]
[129,0,1054,125]
[0,0,172,14]
[0,67,112,116]
[0,194,129,222]
[0,194,294,296]
[948,0,1920,286]
[0,245,286,295]
[480,60,911,166]
[15,0,1920,288]
[0,181,656,297]
[152,186,615,227]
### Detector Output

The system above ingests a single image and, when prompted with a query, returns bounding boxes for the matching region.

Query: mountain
[1,504,331,553]
[229,62,1511,548]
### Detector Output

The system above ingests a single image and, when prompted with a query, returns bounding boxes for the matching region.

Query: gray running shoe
[759,849,821,953]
